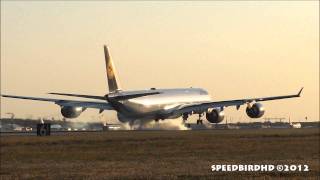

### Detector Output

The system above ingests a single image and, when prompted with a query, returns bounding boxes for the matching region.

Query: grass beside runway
[1,128,319,179]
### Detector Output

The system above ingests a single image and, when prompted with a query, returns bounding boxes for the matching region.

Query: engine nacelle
[206,109,225,123]
[61,106,84,119]
[246,103,265,118]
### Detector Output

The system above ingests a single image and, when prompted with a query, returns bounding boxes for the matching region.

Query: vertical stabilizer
[104,45,121,92]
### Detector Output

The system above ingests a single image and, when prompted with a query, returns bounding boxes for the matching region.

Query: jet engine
[61,106,85,118]
[206,109,225,123]
[246,103,265,118]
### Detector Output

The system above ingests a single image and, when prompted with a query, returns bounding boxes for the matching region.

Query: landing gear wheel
[182,113,188,122]
[196,120,203,125]
[197,113,203,125]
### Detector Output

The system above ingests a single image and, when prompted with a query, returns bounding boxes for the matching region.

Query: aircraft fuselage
[108,88,211,122]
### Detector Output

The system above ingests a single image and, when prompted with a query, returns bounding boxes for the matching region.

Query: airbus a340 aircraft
[2,46,303,125]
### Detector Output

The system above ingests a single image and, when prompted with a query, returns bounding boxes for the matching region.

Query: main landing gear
[182,113,191,128]
[182,113,188,123]
[196,114,203,125]
[183,113,204,126]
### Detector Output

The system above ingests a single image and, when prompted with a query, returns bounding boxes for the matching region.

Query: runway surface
[0,130,101,136]
[1,128,319,179]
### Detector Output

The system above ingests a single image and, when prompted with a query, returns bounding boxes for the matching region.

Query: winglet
[297,87,304,96]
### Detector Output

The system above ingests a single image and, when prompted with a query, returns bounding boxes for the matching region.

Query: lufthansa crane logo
[107,63,115,79]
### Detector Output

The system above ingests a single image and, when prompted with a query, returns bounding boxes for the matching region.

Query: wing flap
[57,101,113,110]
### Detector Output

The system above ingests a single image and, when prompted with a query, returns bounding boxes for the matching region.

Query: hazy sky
[1,1,319,122]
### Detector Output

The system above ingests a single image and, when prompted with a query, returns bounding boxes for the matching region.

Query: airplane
[1,45,303,127]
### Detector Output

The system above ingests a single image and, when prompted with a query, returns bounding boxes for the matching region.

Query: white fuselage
[112,88,211,122]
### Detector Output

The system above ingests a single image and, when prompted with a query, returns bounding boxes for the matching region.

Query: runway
[1,128,319,179]
[0,130,101,136]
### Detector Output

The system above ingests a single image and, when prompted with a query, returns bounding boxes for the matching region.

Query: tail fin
[104,45,121,92]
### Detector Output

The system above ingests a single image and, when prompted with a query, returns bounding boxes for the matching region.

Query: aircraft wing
[169,88,303,115]
[48,93,106,100]
[49,91,161,101]
[1,95,114,110]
